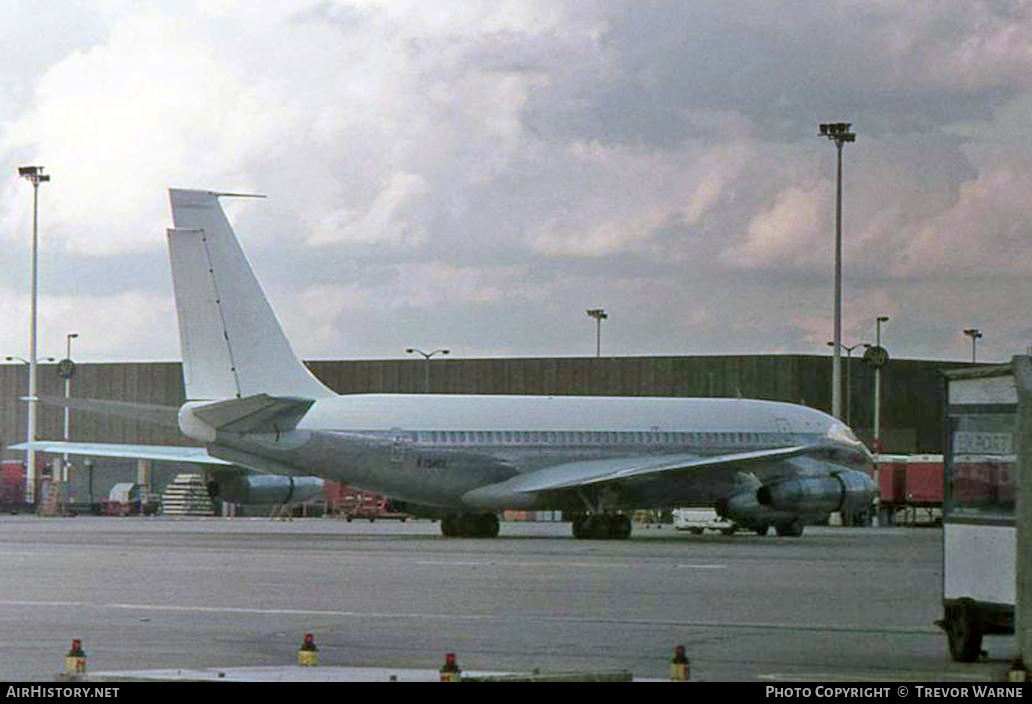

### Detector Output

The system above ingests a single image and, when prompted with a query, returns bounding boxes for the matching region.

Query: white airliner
[22,189,876,539]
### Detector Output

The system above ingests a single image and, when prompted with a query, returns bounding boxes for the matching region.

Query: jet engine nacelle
[756,469,875,515]
[208,474,324,505]
[717,489,799,528]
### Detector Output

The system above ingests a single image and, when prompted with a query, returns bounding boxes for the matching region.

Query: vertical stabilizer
[167,189,334,401]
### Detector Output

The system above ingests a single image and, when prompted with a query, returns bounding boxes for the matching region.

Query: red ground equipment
[324,481,410,522]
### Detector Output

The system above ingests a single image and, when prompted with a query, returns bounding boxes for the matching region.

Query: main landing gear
[571,513,632,540]
[440,513,500,538]
[939,599,985,663]
[746,519,804,537]
[774,518,804,537]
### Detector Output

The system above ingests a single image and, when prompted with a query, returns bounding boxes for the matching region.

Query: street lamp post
[819,123,856,420]
[873,316,888,448]
[405,348,449,393]
[18,165,50,504]
[586,309,607,358]
[963,328,982,363]
[7,354,55,496]
[62,333,78,482]
[827,341,864,427]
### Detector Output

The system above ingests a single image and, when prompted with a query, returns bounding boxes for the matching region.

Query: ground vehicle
[325,481,409,522]
[938,364,1016,662]
[672,508,739,535]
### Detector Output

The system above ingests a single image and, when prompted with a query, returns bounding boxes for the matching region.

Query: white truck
[672,508,740,535]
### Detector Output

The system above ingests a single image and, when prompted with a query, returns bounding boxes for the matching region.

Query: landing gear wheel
[590,516,611,539]
[945,601,984,662]
[441,513,500,538]
[572,514,632,540]
[610,514,632,540]
[477,513,500,538]
[775,519,804,537]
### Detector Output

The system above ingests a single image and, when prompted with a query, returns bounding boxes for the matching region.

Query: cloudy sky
[0,1,1029,365]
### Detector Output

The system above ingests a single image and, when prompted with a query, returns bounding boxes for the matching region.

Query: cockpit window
[826,422,861,446]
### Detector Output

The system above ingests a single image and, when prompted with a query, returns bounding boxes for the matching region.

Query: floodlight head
[18,165,49,184]
[587,308,608,320]
[963,328,982,340]
[818,123,856,142]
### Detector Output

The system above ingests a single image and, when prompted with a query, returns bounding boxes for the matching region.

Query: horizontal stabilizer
[38,396,180,427]
[10,441,232,465]
[190,394,315,434]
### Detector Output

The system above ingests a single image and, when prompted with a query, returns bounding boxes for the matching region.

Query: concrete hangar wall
[0,354,975,465]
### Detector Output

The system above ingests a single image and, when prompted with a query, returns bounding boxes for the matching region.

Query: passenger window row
[403,430,783,446]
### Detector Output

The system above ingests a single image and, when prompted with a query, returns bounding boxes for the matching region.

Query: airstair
[160,473,215,516]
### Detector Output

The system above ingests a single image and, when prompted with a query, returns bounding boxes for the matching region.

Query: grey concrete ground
[0,516,1013,682]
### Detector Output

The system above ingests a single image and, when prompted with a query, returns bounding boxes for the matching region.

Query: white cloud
[893,92,1032,277]
[528,139,752,258]
[0,288,177,362]
[722,182,832,270]
[1,1,1032,365]
[312,173,429,246]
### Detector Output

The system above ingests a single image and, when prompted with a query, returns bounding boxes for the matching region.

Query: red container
[0,461,25,503]
[996,460,1017,506]
[904,455,944,504]
[876,457,908,504]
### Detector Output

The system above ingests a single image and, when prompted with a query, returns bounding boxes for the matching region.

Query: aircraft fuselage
[193,393,872,514]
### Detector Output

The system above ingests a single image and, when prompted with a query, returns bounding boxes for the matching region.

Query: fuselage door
[773,417,796,446]
[389,428,413,464]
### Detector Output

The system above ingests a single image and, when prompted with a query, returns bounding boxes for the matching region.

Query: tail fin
[167,189,334,401]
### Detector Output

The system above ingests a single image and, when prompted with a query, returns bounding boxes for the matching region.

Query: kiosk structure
[940,362,1018,662]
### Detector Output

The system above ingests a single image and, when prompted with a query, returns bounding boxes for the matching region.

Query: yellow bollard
[670,644,690,681]
[439,652,461,682]
[297,633,319,667]
[64,639,87,675]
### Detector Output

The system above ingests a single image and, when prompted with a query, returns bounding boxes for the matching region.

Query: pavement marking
[415,561,493,566]
[414,560,727,569]
[0,598,940,634]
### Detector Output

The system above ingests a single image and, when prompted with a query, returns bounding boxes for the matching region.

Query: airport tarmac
[0,516,1014,682]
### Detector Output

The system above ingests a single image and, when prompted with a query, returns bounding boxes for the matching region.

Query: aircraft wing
[522,444,816,491]
[462,444,817,506]
[9,441,233,465]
